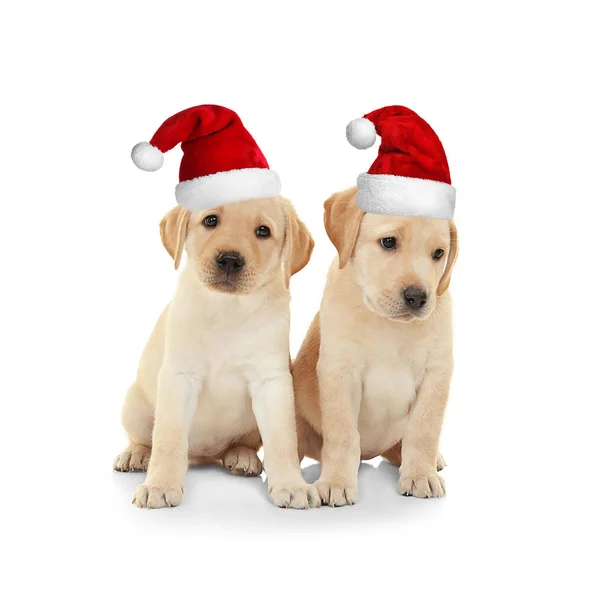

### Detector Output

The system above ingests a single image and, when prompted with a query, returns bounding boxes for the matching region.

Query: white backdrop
[2,1,594,598]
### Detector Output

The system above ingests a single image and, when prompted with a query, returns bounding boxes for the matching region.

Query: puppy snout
[216,252,245,275]
[403,286,428,310]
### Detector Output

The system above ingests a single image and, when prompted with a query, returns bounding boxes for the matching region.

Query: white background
[1,1,594,598]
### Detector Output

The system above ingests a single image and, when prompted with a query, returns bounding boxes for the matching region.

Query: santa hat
[346,106,455,220]
[131,105,281,211]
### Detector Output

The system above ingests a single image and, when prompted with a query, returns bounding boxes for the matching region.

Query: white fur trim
[346,118,376,149]
[131,142,164,172]
[175,168,281,211]
[356,173,456,220]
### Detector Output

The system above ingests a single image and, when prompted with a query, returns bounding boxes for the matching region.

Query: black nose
[403,286,428,310]
[216,252,245,274]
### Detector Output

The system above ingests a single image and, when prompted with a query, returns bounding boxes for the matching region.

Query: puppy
[293,187,458,506]
[114,196,320,509]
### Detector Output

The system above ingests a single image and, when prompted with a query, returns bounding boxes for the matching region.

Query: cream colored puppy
[114,196,320,509]
[293,187,458,506]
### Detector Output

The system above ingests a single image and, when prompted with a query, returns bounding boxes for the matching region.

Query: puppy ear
[324,187,365,269]
[437,221,459,295]
[159,206,190,270]
[281,198,315,288]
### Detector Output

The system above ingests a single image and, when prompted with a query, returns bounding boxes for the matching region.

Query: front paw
[398,471,445,498]
[133,482,184,509]
[268,481,321,509]
[315,480,358,507]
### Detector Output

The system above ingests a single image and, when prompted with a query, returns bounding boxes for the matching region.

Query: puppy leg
[398,371,451,498]
[251,371,320,509]
[114,383,153,472]
[297,414,322,462]
[315,365,361,507]
[133,369,202,509]
[221,430,262,476]
[382,441,446,472]
[382,441,402,467]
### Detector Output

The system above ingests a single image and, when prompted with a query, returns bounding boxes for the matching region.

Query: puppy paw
[222,446,262,476]
[268,482,321,509]
[398,472,445,498]
[114,443,151,472]
[436,453,446,472]
[315,481,358,507]
[133,483,183,509]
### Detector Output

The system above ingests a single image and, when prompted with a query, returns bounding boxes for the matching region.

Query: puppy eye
[433,248,444,260]
[256,225,271,238]
[380,237,396,250]
[203,215,218,228]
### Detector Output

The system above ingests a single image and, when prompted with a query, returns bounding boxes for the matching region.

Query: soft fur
[293,187,458,506]
[114,196,319,509]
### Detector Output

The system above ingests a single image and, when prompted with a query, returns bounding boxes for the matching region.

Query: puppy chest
[196,321,282,370]
[189,373,256,450]
[361,365,418,421]
[201,369,248,398]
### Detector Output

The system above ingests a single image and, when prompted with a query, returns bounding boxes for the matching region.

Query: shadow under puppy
[114,105,318,509]
[293,106,458,506]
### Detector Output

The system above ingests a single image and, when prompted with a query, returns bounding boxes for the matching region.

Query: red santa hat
[346,106,455,220]
[131,105,281,211]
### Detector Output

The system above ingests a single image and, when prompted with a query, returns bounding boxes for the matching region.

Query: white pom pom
[346,118,376,150]
[131,142,164,172]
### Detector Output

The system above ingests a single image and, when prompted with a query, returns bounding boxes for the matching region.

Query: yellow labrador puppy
[114,196,320,509]
[293,187,458,506]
